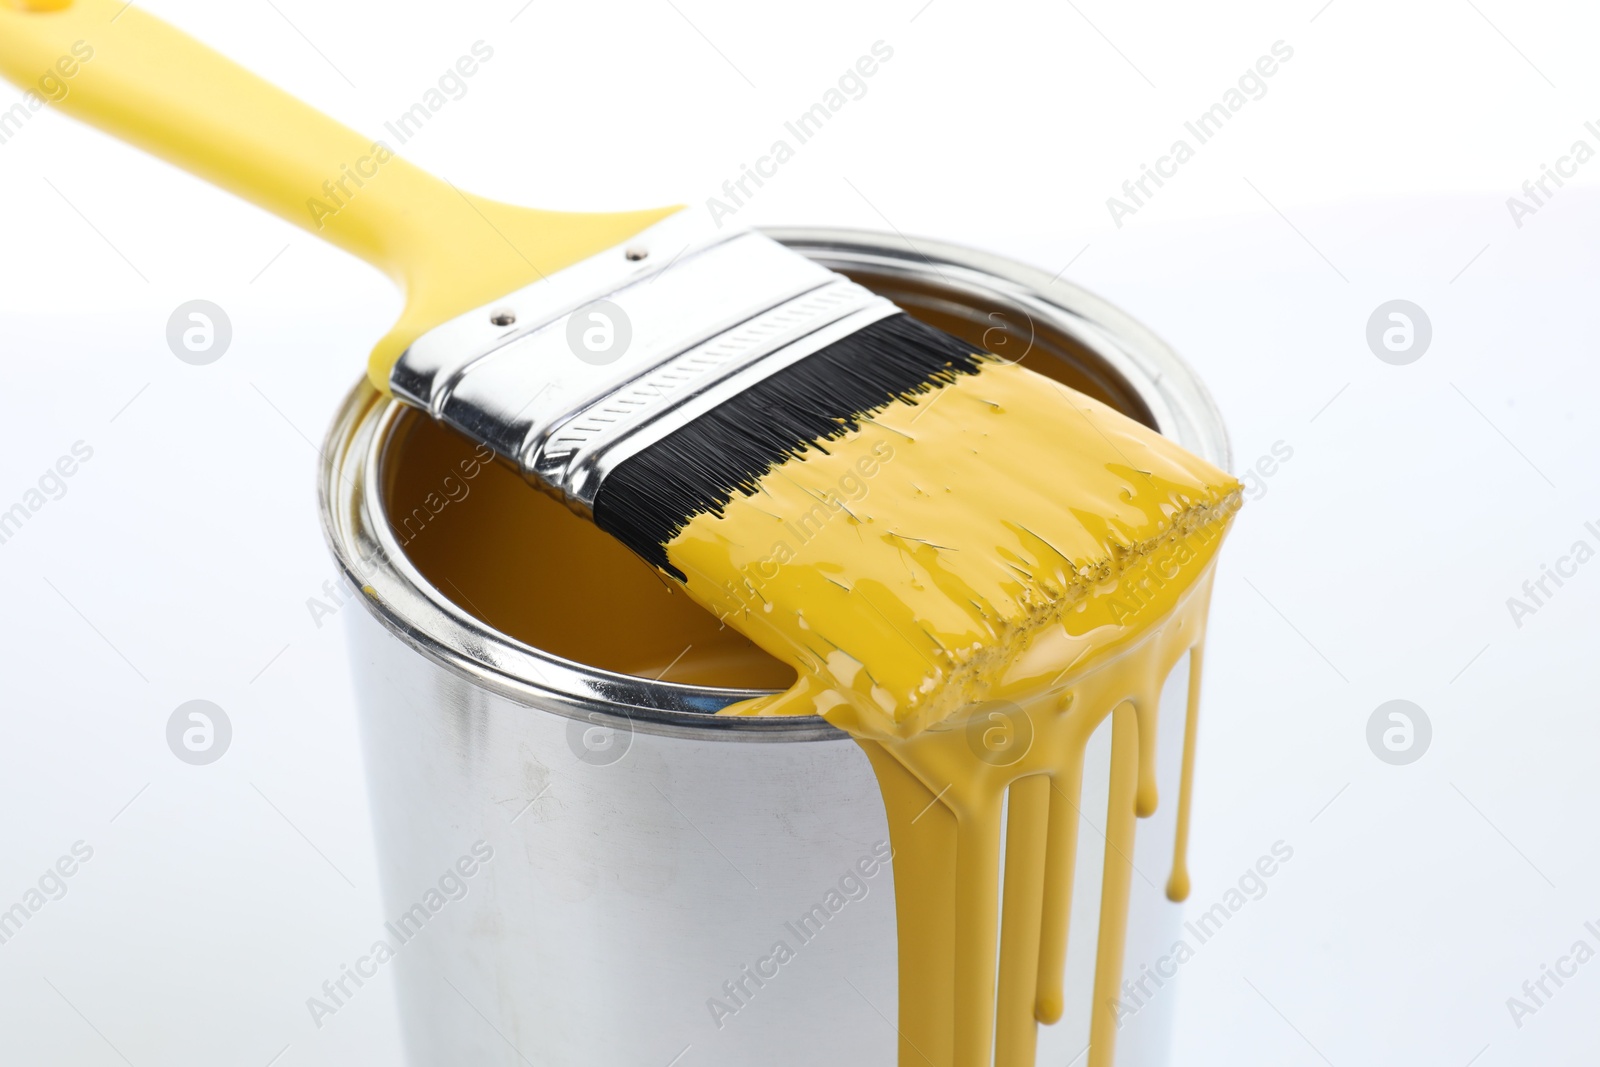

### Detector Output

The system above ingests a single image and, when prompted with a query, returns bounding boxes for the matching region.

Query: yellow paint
[381,408,795,690]
[666,360,1240,1066]
[0,0,675,389]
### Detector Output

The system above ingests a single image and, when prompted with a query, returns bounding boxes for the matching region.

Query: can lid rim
[318,226,1230,741]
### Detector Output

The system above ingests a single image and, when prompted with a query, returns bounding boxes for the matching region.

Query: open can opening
[318,228,1230,1067]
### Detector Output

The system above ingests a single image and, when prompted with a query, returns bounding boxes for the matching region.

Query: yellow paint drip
[665,360,1240,1067]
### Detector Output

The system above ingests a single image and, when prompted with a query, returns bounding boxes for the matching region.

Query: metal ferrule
[390,211,898,514]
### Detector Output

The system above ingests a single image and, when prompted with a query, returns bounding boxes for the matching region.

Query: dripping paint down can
[318,227,1232,1066]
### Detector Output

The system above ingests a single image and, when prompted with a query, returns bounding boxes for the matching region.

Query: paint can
[318,227,1231,1066]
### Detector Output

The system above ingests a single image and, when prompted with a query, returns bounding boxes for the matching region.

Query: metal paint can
[318,227,1231,1067]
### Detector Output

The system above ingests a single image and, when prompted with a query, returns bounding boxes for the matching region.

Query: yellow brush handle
[0,0,679,388]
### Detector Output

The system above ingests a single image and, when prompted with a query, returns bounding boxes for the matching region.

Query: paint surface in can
[382,409,795,689]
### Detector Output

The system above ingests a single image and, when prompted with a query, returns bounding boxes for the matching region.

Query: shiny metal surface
[345,609,1191,1067]
[347,613,900,1066]
[390,213,900,513]
[323,227,1229,1066]
[547,286,896,509]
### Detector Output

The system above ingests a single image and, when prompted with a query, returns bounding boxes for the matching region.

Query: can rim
[318,226,1230,742]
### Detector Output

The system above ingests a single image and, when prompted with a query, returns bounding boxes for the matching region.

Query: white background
[2,1,1598,1065]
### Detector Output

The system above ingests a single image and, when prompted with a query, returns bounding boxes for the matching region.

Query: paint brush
[1,9,1246,1066]
[0,3,1237,673]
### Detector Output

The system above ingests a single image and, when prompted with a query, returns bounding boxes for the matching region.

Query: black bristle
[593,313,988,578]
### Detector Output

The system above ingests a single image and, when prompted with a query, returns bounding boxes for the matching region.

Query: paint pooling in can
[382,410,796,691]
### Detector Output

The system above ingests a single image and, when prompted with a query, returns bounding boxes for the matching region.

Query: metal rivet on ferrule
[624,246,649,262]
[490,311,516,327]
